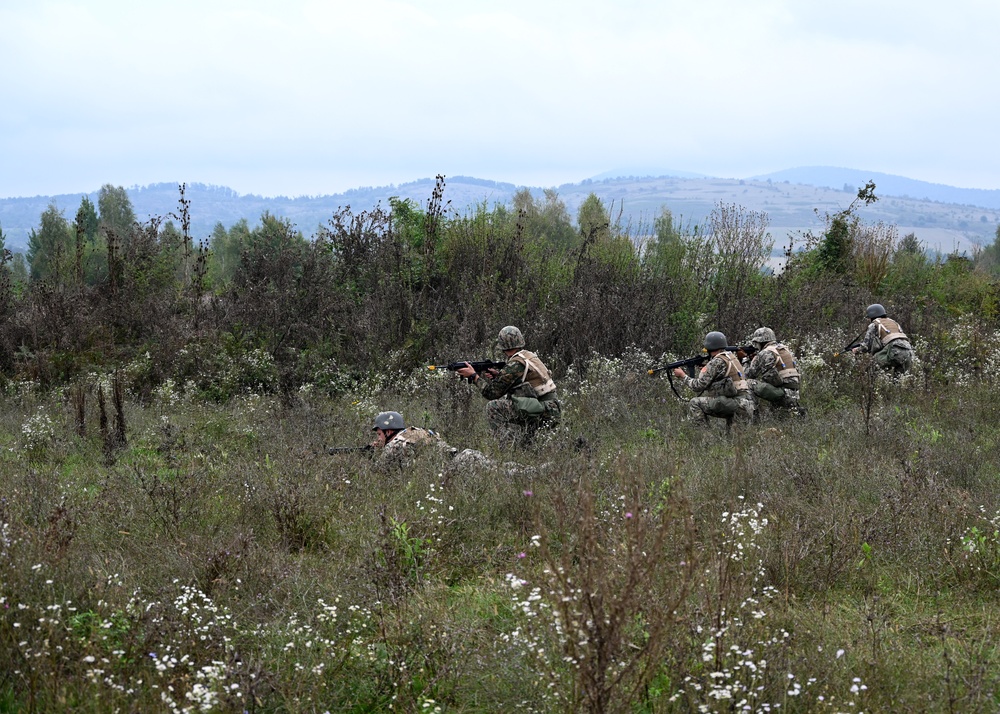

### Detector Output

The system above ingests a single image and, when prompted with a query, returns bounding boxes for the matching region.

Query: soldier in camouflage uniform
[456,326,561,447]
[371,411,457,465]
[744,327,804,416]
[852,304,914,374]
[672,331,754,426]
[370,411,535,475]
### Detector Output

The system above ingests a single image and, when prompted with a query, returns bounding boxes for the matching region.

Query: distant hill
[752,166,1000,211]
[589,168,711,181]
[2,171,998,257]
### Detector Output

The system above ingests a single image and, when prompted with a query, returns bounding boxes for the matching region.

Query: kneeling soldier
[745,327,804,416]
[852,304,914,374]
[673,331,754,427]
[456,325,561,447]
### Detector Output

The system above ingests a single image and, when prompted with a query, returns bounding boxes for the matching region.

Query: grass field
[3,335,1000,713]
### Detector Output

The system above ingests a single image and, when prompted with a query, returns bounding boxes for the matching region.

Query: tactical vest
[394,426,440,447]
[762,343,800,383]
[384,426,454,457]
[874,318,908,348]
[510,350,557,397]
[718,351,749,393]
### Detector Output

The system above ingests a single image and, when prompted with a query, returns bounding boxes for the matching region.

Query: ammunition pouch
[510,395,546,418]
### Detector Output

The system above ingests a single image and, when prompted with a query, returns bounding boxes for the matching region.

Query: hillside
[2,170,999,256]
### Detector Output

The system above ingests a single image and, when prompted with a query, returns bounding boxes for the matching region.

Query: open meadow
[4,339,1000,712]
[3,181,1000,711]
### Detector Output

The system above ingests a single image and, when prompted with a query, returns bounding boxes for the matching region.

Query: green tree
[9,252,28,288]
[26,203,73,283]
[74,196,106,284]
[513,188,578,249]
[98,184,136,246]
[974,224,1000,277]
[576,193,611,243]
[207,219,249,288]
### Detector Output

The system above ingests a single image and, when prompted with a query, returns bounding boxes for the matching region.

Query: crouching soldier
[852,304,914,374]
[744,327,805,416]
[456,325,561,447]
[672,331,754,427]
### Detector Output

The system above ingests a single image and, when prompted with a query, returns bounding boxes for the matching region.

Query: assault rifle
[429,360,507,383]
[835,329,868,357]
[327,445,374,455]
[648,346,743,400]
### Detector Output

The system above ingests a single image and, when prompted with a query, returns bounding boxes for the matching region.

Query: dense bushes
[2,179,998,397]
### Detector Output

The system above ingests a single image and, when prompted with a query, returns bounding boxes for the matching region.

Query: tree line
[1,177,997,399]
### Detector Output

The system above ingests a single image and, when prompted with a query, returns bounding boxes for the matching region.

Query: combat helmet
[866,303,887,319]
[703,331,728,351]
[372,411,406,431]
[496,325,526,351]
[750,326,776,348]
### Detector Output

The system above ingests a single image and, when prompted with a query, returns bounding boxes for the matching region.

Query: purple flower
[625,512,633,519]
[517,552,526,559]
[522,490,533,497]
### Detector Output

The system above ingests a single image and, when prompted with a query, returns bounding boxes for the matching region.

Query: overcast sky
[2,0,998,199]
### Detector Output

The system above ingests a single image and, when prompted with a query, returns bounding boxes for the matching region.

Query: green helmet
[372,411,406,431]
[704,331,728,351]
[751,327,776,347]
[497,325,525,351]
[866,303,887,319]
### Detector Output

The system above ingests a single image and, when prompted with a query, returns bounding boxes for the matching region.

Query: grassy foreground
[2,339,1000,713]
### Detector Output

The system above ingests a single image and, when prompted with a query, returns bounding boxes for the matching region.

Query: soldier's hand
[455,362,476,379]
[484,368,500,378]
[672,367,686,379]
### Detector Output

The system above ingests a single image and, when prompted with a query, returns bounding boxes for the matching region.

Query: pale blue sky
[2,0,998,198]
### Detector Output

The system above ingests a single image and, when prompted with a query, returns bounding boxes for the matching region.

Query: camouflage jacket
[478,354,557,402]
[746,343,800,389]
[682,352,749,398]
[859,317,912,354]
[381,427,456,463]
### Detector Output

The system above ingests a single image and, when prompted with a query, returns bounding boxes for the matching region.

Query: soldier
[371,411,456,464]
[672,331,754,426]
[744,327,804,416]
[455,325,560,447]
[370,410,534,475]
[852,304,914,374]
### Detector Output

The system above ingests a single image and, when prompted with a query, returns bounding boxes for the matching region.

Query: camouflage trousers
[750,380,800,409]
[486,397,560,447]
[874,342,913,374]
[687,393,755,424]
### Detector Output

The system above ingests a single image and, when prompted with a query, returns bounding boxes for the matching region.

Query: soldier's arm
[858,323,880,353]
[683,357,725,394]
[478,361,525,400]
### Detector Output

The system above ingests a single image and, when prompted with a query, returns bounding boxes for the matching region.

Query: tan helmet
[496,325,525,351]
[372,411,406,431]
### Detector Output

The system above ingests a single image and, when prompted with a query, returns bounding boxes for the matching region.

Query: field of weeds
[4,333,1000,713]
